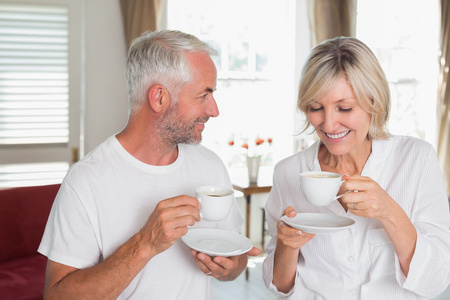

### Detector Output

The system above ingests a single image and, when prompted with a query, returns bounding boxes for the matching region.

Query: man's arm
[44,231,154,299]
[44,195,201,299]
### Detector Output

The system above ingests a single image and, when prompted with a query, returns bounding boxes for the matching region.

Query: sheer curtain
[308,0,357,46]
[120,0,164,47]
[438,0,450,194]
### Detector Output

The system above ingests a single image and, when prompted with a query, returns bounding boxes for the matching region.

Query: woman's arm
[272,208,315,293]
[342,175,417,276]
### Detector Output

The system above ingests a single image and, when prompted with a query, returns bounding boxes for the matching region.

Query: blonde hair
[297,37,390,140]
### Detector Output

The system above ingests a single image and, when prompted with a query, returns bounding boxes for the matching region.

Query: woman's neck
[318,139,372,176]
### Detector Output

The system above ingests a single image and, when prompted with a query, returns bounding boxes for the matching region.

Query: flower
[228,135,273,157]
[241,137,263,156]
[226,134,274,167]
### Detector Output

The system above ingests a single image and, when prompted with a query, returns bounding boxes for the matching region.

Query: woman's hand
[272,206,315,293]
[340,174,417,276]
[276,206,315,250]
[341,174,396,222]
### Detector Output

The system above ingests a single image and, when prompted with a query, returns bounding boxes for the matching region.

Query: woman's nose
[322,109,339,131]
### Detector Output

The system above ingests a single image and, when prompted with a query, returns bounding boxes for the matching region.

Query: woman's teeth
[326,130,350,139]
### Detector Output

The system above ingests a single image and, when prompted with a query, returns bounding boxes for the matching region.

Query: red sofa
[0,184,60,300]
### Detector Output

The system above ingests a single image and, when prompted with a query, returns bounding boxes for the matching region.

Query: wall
[83,0,129,155]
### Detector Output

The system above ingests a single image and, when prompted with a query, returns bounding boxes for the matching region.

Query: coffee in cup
[299,171,345,206]
[196,186,234,221]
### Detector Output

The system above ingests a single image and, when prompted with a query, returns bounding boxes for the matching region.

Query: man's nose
[207,95,219,118]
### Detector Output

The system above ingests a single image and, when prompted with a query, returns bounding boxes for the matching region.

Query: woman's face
[307,76,371,157]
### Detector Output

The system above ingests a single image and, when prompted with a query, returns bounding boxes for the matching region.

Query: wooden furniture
[232,183,271,243]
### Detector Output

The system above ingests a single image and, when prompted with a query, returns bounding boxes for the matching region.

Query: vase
[246,156,261,185]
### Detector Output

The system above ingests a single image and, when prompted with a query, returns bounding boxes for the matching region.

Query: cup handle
[335,190,359,200]
[334,178,347,199]
[334,192,348,200]
[197,198,203,219]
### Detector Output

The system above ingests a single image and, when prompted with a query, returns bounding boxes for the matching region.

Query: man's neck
[116,126,179,166]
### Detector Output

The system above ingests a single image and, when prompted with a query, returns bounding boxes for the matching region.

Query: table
[230,166,272,279]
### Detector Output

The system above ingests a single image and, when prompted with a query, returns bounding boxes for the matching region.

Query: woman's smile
[325,130,351,140]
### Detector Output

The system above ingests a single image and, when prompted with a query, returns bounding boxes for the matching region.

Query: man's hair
[126,30,217,114]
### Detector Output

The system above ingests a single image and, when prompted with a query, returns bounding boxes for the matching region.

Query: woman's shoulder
[375,135,436,160]
[274,152,300,171]
[388,135,434,151]
[274,142,317,174]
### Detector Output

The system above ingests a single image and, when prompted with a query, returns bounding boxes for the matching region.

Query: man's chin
[179,135,202,145]
[188,137,202,145]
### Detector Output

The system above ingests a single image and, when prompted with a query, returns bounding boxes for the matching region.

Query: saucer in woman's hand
[281,213,355,234]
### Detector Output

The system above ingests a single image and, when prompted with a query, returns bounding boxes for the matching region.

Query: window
[0,0,83,187]
[0,3,69,145]
[356,0,440,148]
[168,0,298,166]
[0,161,68,188]
[168,0,440,169]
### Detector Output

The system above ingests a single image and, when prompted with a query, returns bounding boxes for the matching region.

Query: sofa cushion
[0,253,47,300]
[0,184,60,262]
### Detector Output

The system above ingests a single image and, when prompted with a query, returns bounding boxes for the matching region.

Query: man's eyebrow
[204,87,215,93]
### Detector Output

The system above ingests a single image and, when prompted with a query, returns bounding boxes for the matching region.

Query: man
[38,29,259,299]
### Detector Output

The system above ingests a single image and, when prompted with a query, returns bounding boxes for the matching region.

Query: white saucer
[181,228,253,257]
[281,213,355,234]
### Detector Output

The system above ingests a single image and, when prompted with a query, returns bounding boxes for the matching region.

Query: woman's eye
[339,107,352,112]
[309,106,322,112]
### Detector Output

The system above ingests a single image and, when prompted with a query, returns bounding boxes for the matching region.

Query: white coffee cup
[196,186,234,221]
[299,171,345,206]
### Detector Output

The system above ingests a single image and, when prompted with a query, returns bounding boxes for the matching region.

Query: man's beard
[155,102,207,146]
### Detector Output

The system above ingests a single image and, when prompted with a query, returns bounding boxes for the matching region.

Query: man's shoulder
[65,136,117,177]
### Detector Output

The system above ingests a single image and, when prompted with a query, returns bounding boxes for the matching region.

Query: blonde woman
[263,37,450,299]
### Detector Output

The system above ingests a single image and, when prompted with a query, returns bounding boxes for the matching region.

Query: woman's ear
[148,85,169,112]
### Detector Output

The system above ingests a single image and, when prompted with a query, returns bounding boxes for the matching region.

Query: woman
[262,37,450,299]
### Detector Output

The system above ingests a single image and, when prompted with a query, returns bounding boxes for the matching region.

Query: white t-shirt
[39,136,243,299]
[263,135,450,299]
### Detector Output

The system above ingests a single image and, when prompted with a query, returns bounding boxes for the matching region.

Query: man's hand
[138,195,201,257]
[190,247,260,281]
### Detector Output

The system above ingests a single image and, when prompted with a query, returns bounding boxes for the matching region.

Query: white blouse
[263,136,450,299]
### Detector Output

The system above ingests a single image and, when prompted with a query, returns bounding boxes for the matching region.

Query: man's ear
[148,85,169,112]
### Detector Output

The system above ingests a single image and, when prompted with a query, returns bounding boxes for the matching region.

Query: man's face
[155,52,219,145]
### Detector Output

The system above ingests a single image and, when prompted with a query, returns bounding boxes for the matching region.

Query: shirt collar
[303,136,393,171]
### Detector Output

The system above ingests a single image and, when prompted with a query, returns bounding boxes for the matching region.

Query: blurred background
[0,0,446,191]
